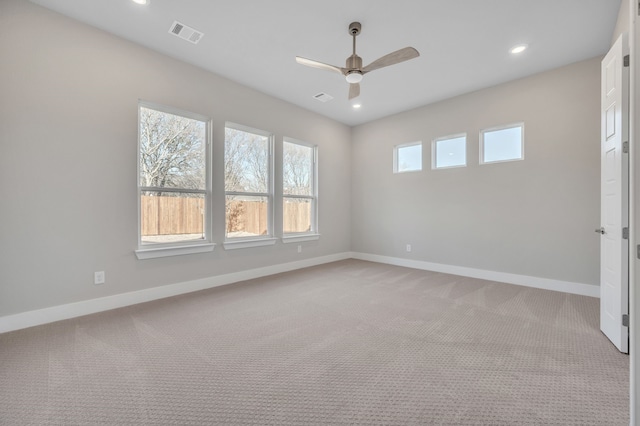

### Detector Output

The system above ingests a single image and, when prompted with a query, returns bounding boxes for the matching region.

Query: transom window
[394,142,422,173]
[224,123,273,243]
[480,123,524,164]
[137,101,211,257]
[432,134,467,169]
[283,139,317,235]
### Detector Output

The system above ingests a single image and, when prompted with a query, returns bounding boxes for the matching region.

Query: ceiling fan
[296,22,420,100]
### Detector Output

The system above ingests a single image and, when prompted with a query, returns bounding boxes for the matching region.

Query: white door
[600,33,629,353]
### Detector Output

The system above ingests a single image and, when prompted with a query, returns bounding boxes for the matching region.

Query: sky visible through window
[224,127,269,193]
[139,107,206,190]
[483,126,522,163]
[397,144,422,172]
[435,136,466,168]
[283,141,313,196]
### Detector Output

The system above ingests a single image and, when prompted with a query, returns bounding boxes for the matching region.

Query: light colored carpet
[0,259,629,425]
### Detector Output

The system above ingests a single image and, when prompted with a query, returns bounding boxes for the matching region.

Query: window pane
[283,142,313,196]
[141,191,205,244]
[435,136,466,168]
[139,107,206,190]
[396,143,422,172]
[225,127,269,193]
[482,125,523,163]
[284,198,312,233]
[226,195,268,238]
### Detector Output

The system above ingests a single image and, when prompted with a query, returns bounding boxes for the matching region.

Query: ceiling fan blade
[296,56,346,75]
[362,47,420,73]
[348,83,360,100]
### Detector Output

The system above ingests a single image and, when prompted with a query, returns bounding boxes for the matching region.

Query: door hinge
[623,141,629,154]
[624,55,630,67]
[623,314,629,327]
[623,227,629,239]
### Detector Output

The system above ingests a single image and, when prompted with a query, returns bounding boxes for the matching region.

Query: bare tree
[224,128,268,193]
[224,130,314,235]
[283,142,312,196]
[224,128,270,234]
[224,129,245,192]
[243,140,269,193]
[140,108,206,193]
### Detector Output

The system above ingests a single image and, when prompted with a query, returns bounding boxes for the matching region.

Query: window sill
[135,243,216,260]
[282,233,321,243]
[393,169,422,174]
[223,237,277,250]
[432,164,467,170]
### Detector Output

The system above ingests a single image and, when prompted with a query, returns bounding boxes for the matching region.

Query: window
[283,139,318,240]
[224,123,274,248]
[480,123,524,164]
[394,142,422,173]
[432,134,466,169]
[136,101,213,259]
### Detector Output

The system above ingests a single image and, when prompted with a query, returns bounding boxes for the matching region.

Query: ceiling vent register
[313,92,334,103]
[169,21,204,44]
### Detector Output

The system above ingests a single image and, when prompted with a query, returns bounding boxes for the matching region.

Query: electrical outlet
[94,271,105,285]
[297,245,302,253]
[406,244,412,252]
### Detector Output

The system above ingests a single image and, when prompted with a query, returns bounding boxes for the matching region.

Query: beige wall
[0,0,608,319]
[0,0,351,316]
[351,57,602,286]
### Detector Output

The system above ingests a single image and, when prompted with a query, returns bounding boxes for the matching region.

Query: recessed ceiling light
[352,104,361,109]
[510,44,528,54]
[132,0,148,4]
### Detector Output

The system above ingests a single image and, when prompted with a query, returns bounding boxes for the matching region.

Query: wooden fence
[226,200,269,236]
[141,196,311,236]
[283,201,311,233]
[141,195,204,236]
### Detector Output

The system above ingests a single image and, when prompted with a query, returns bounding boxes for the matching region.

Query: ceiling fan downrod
[346,22,363,83]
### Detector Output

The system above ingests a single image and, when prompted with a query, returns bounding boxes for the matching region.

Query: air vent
[169,21,204,44]
[313,92,333,103]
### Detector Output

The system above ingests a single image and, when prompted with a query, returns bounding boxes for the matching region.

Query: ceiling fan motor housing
[346,54,362,70]
[349,22,361,36]
[345,54,363,83]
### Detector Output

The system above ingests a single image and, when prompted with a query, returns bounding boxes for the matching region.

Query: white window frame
[479,122,525,165]
[282,138,319,243]
[432,133,467,170]
[393,141,423,173]
[135,101,214,260]
[223,122,276,250]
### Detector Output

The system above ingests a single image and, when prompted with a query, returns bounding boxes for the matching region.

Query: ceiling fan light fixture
[296,22,419,99]
[345,71,363,84]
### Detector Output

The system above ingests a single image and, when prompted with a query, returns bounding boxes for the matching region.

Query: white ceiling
[29,0,620,126]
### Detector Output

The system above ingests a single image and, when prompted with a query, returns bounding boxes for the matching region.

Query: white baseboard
[0,251,599,334]
[0,252,351,334]
[351,252,600,298]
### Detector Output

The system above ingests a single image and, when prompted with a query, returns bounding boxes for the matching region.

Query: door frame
[629,0,639,423]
